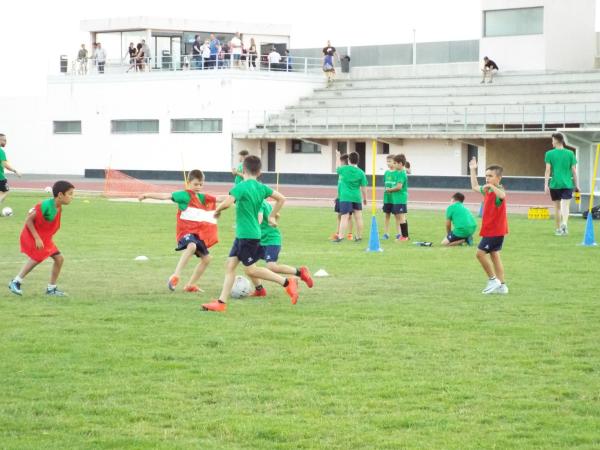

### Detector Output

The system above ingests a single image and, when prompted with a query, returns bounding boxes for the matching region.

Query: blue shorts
[334,198,352,215]
[176,234,209,257]
[229,238,261,266]
[383,203,406,214]
[446,231,469,242]
[338,201,362,215]
[550,188,573,201]
[478,236,504,253]
[259,245,281,263]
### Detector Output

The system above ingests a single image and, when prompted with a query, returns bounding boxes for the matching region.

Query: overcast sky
[1,0,599,96]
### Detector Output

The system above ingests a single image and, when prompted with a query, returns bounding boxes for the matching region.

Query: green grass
[1,192,599,449]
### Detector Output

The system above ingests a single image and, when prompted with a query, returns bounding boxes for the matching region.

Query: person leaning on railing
[248,38,258,70]
[77,44,88,75]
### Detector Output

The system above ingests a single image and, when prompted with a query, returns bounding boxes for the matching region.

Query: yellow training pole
[588,143,600,212]
[371,139,377,216]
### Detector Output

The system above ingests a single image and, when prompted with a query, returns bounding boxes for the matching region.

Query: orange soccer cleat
[184,284,204,293]
[285,278,299,305]
[202,300,227,312]
[167,275,180,291]
[299,266,314,288]
[250,288,267,297]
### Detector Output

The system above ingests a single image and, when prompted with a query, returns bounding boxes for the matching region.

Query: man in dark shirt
[481,56,499,84]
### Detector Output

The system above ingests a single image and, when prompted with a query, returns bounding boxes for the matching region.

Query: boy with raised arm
[469,157,509,295]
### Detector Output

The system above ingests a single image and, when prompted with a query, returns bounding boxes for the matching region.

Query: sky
[0,0,599,96]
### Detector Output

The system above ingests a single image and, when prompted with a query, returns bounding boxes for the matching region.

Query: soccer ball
[44,186,52,194]
[1,207,14,217]
[231,276,252,299]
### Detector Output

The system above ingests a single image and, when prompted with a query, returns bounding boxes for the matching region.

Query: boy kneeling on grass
[9,181,75,297]
[441,192,477,247]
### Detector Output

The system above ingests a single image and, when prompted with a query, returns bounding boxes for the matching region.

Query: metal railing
[232,103,600,134]
[61,53,327,76]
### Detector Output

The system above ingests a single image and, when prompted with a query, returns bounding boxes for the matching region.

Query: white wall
[0,71,322,175]
[389,140,465,176]
[480,0,596,71]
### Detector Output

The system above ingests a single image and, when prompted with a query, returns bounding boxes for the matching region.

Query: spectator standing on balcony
[322,41,339,84]
[90,43,98,72]
[481,56,499,84]
[77,44,88,75]
[201,39,211,69]
[192,35,202,70]
[230,32,243,68]
[220,42,230,69]
[141,39,151,70]
[126,42,138,72]
[135,43,145,72]
[248,38,258,70]
[268,47,281,71]
[209,34,220,69]
[96,42,106,74]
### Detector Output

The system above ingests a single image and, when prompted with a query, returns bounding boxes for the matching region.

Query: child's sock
[400,222,409,237]
[283,279,290,287]
[13,276,23,283]
[295,268,301,276]
[47,284,56,290]
[255,284,264,291]
[489,276,497,281]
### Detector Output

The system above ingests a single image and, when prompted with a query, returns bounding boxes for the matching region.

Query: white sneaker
[560,224,568,235]
[492,283,509,295]
[555,228,564,236]
[482,278,501,294]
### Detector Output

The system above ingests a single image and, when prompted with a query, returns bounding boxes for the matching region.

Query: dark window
[53,121,81,134]
[292,139,320,153]
[171,119,223,133]
[111,120,159,134]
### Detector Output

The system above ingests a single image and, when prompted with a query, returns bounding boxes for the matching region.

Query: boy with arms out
[441,192,477,246]
[232,150,249,185]
[544,133,579,236]
[202,156,299,312]
[469,157,509,295]
[249,199,314,297]
[333,151,367,242]
[391,154,410,241]
[0,133,22,204]
[9,181,75,296]
[139,170,221,292]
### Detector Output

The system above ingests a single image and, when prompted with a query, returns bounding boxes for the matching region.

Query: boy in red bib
[139,170,221,292]
[469,157,508,295]
[9,180,75,296]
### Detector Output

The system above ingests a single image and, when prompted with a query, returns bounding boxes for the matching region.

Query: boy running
[202,156,299,312]
[544,133,579,236]
[249,199,314,297]
[139,170,220,292]
[232,150,249,185]
[8,181,75,296]
[333,151,367,242]
[0,133,22,204]
[441,192,477,246]
[469,157,509,295]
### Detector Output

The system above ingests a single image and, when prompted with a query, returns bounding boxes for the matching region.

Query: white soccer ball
[231,276,252,299]
[1,207,14,217]
[44,186,52,194]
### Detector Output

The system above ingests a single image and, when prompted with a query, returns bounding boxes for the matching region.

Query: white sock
[14,276,23,283]
[560,200,571,226]
[47,284,56,290]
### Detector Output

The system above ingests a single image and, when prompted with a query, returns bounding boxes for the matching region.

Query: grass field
[1,192,599,449]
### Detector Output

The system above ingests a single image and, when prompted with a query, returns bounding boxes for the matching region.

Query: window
[171,119,222,133]
[382,143,390,154]
[291,139,320,154]
[111,120,159,134]
[484,7,543,37]
[53,121,81,134]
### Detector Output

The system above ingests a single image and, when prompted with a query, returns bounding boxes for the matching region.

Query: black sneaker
[46,287,67,297]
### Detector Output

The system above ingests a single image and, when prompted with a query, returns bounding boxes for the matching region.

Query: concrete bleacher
[245,69,600,136]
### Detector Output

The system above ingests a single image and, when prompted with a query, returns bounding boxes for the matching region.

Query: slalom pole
[367,139,383,252]
[581,143,600,246]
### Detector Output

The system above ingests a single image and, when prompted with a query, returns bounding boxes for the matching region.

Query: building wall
[0,72,322,175]
[484,138,549,176]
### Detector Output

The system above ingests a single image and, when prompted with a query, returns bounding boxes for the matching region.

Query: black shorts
[478,236,504,253]
[258,245,281,263]
[229,238,261,266]
[334,198,352,216]
[446,232,467,243]
[0,179,8,192]
[176,234,209,257]
[550,188,573,201]
[338,201,362,215]
[382,203,407,214]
